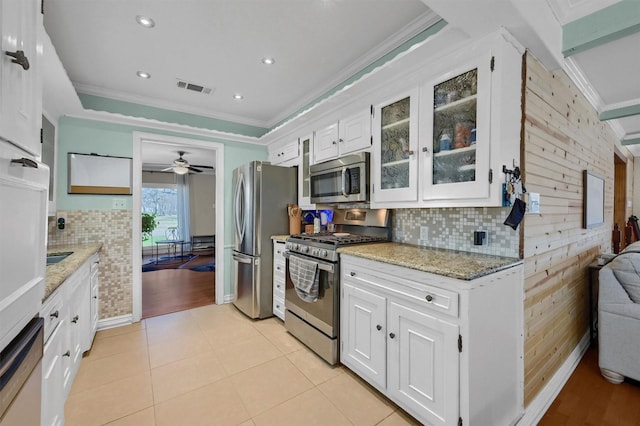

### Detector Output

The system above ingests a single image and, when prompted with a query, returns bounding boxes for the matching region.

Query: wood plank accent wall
[521,53,633,405]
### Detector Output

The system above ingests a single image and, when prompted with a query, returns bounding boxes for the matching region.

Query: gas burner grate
[289,233,387,247]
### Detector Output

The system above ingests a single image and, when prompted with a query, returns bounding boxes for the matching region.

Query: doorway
[132,132,225,322]
[614,152,628,249]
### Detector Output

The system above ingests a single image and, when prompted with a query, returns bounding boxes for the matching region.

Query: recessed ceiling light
[136,15,155,28]
[136,71,151,79]
[261,57,275,65]
[233,94,244,100]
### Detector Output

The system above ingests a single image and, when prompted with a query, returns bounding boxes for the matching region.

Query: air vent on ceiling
[176,79,214,95]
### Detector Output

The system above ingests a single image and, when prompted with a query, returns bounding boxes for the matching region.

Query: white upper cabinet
[314,122,338,162]
[314,109,371,163]
[371,89,420,203]
[268,138,299,166]
[297,133,314,209]
[262,30,522,209]
[42,113,56,215]
[370,33,522,208]
[420,54,492,201]
[0,0,42,156]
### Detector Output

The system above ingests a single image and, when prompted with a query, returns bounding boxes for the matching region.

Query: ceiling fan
[161,151,214,175]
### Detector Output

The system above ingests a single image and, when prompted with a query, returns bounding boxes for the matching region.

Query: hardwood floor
[142,254,215,319]
[539,345,640,425]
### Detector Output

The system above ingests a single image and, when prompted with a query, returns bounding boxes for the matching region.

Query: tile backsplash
[48,210,133,318]
[392,207,520,258]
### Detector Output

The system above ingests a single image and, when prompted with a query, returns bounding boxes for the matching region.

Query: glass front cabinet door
[298,133,314,208]
[372,89,419,203]
[420,57,491,201]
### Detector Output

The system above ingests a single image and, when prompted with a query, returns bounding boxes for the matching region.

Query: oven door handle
[285,252,334,273]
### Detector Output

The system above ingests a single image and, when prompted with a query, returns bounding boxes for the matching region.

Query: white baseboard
[518,331,591,425]
[97,314,134,330]
[223,294,235,304]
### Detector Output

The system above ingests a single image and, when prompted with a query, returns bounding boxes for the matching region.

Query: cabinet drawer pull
[389,332,396,339]
[425,294,433,302]
[422,147,429,153]
[62,350,71,357]
[376,324,382,331]
[93,296,98,299]
[50,311,59,318]
[338,138,344,143]
[332,140,337,145]
[5,50,30,70]
[276,284,281,289]
[350,272,356,276]
[72,315,79,323]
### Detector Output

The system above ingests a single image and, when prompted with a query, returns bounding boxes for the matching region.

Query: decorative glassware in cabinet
[301,137,310,199]
[380,96,411,190]
[432,69,478,185]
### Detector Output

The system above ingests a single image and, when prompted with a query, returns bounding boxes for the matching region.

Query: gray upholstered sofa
[598,241,640,384]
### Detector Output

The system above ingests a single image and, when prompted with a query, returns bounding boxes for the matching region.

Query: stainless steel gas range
[284,208,389,365]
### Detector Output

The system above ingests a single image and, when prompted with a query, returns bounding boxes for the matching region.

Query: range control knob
[321,250,328,258]
[301,246,309,253]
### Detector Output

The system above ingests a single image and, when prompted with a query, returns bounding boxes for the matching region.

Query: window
[141,183,178,247]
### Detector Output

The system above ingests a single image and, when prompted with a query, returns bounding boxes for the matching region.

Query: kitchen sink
[46,251,73,265]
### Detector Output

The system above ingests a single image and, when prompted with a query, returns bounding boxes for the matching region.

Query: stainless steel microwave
[310,152,369,204]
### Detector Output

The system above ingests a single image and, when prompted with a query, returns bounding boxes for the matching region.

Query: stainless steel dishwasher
[0,317,44,426]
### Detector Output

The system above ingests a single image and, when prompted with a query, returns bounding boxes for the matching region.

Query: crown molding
[66,108,263,145]
[72,83,270,129]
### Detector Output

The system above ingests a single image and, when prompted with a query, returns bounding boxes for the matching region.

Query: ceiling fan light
[136,15,155,28]
[173,165,189,175]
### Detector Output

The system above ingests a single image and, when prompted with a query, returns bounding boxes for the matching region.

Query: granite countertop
[338,242,522,281]
[45,243,102,301]
[271,235,289,242]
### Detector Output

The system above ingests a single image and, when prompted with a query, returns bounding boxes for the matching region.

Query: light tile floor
[65,303,422,426]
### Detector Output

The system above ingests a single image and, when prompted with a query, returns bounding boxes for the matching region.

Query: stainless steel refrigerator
[232,161,296,318]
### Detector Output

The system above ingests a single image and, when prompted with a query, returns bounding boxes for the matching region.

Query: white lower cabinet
[340,255,524,426]
[387,301,459,425]
[41,252,100,426]
[42,320,64,426]
[89,255,99,349]
[63,262,90,396]
[41,291,65,426]
[272,240,286,320]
